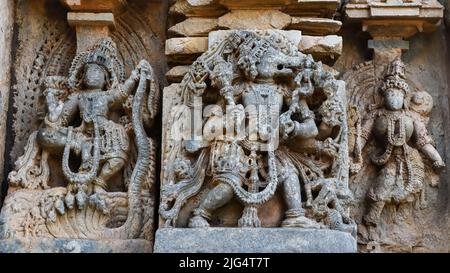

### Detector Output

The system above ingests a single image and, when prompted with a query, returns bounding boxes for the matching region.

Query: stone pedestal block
[154,228,357,253]
[0,238,152,253]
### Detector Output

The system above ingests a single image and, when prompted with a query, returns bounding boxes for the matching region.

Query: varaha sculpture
[0,38,158,242]
[348,58,445,246]
[159,31,355,235]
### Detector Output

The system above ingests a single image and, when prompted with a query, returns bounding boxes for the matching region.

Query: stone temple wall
[0,0,449,253]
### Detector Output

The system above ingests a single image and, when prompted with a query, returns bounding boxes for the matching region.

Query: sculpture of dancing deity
[32,38,153,210]
[3,38,157,241]
[351,58,445,234]
[159,31,354,233]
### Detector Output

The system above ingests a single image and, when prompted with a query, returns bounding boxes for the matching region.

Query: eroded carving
[346,58,445,251]
[159,31,355,235]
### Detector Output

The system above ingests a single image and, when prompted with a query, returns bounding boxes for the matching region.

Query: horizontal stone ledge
[154,228,357,253]
[345,3,443,20]
[169,0,341,18]
[169,0,228,17]
[166,33,342,65]
[282,0,341,18]
[169,18,219,37]
[166,65,190,82]
[217,10,292,30]
[300,35,342,63]
[67,12,115,27]
[165,37,208,56]
[288,17,342,35]
[0,238,152,253]
[60,0,127,13]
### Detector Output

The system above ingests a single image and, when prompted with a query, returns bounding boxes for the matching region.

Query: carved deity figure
[350,58,445,239]
[0,38,158,241]
[159,31,355,235]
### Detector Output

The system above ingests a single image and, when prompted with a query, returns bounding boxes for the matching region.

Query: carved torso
[241,82,284,108]
[78,91,112,123]
[373,110,415,148]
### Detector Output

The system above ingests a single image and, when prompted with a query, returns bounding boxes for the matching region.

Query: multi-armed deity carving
[346,58,445,249]
[159,31,355,235]
[0,38,158,242]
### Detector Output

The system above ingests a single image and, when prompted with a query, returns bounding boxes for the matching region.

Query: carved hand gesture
[321,138,339,158]
[432,159,446,173]
[280,111,295,139]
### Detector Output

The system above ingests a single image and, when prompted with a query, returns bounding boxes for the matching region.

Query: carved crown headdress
[68,37,125,90]
[380,58,410,95]
[235,32,276,80]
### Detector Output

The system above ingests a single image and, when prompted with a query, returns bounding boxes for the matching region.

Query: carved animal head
[235,33,303,81]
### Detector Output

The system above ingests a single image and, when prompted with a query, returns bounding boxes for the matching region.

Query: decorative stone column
[346,0,443,64]
[60,0,126,53]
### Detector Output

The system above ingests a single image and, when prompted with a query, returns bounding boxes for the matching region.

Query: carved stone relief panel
[343,57,447,252]
[158,30,354,238]
[0,0,167,253]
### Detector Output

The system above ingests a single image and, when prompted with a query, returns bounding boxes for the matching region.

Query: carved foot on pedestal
[188,215,210,228]
[281,215,322,229]
[89,193,110,214]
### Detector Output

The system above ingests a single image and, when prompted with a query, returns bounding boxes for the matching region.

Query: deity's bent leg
[364,201,385,226]
[36,127,69,152]
[87,157,126,213]
[94,157,126,192]
[280,168,321,228]
[364,164,394,226]
[188,180,235,228]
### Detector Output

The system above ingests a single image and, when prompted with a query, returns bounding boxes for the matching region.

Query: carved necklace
[385,111,407,147]
[373,110,414,192]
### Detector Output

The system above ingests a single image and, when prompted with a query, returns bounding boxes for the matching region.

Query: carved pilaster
[60,0,127,53]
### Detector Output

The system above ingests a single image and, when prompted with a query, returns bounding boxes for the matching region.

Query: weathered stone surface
[154,228,357,253]
[282,0,340,18]
[218,0,291,10]
[299,35,342,63]
[169,18,218,37]
[0,0,14,199]
[288,17,342,35]
[334,26,450,253]
[166,66,190,82]
[218,10,292,30]
[0,238,152,253]
[74,25,111,53]
[368,38,409,65]
[165,37,208,56]
[169,0,228,17]
[60,0,127,13]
